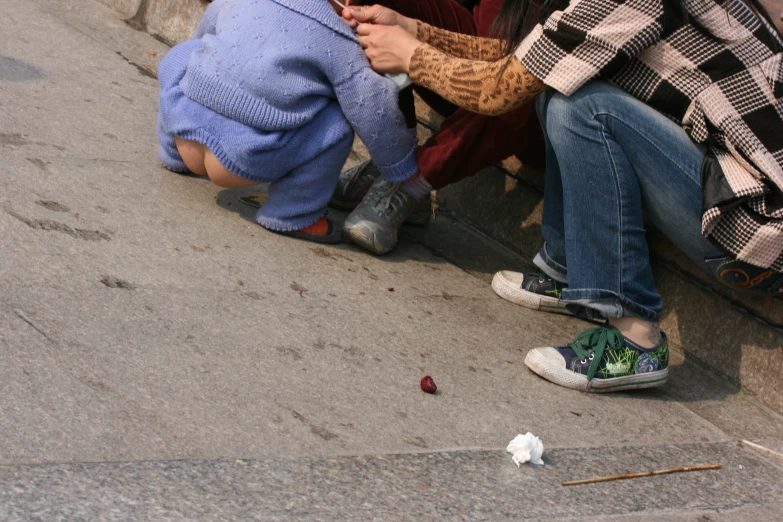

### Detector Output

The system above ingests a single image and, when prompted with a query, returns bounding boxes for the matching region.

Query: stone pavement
[99,0,783,416]
[0,0,782,519]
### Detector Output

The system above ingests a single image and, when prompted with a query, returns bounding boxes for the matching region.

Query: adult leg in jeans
[553,85,783,298]
[520,82,783,391]
[535,82,734,342]
[521,82,720,392]
[502,81,780,329]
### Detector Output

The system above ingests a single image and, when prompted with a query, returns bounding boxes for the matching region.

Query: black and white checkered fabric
[516,0,783,270]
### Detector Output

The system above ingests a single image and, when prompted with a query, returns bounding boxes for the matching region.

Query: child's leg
[256,132,354,233]
[174,137,257,188]
[157,39,205,175]
[158,113,193,175]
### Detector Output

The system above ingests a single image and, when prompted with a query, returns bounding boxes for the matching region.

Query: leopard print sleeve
[416,21,505,62]
[409,43,546,116]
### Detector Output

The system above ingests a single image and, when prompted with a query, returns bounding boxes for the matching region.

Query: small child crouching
[156,0,418,243]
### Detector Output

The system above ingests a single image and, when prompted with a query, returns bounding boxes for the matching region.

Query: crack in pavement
[6,209,111,242]
[0,301,56,345]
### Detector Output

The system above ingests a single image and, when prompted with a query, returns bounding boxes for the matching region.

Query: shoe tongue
[522,273,549,291]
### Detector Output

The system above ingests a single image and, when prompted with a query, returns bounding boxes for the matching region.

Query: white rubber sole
[524,348,668,392]
[491,271,569,314]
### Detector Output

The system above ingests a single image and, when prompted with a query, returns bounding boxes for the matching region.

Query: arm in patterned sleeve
[409,44,546,116]
[515,0,665,96]
[415,20,505,61]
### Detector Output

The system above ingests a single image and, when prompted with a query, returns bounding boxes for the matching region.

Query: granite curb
[2,441,782,520]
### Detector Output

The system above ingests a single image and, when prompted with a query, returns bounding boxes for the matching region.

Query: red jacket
[473,0,502,37]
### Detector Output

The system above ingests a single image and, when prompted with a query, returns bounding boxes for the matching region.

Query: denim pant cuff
[562,288,661,322]
[533,246,568,283]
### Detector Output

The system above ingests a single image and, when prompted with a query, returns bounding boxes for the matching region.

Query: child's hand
[357,24,422,74]
[343,5,417,37]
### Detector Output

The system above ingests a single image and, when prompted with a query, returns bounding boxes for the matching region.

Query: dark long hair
[491,0,567,54]
[491,0,781,56]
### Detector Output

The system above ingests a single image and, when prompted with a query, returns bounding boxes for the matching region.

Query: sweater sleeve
[333,68,418,182]
[416,21,505,61]
[409,44,546,116]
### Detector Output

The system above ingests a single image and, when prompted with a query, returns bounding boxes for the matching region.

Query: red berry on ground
[420,376,437,394]
[387,287,394,292]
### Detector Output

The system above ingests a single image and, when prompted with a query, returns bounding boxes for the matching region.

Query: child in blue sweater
[156,0,419,243]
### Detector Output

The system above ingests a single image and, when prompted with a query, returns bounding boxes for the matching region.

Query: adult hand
[342,4,417,36]
[356,23,422,74]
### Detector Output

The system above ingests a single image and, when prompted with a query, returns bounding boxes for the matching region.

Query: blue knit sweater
[179,0,417,181]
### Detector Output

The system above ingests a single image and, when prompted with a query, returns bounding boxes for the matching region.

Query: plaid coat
[516,0,783,271]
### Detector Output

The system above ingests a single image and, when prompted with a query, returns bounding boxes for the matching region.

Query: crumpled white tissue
[507,433,544,466]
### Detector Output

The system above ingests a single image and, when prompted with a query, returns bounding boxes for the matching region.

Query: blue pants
[157,39,354,231]
[534,82,782,321]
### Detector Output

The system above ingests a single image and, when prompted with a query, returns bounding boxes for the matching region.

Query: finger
[356,24,372,36]
[342,10,359,28]
[347,6,371,23]
[357,35,370,49]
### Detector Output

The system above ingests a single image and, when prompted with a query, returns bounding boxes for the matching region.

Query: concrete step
[2,441,783,520]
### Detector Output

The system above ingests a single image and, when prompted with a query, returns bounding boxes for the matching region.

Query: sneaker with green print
[524,324,669,392]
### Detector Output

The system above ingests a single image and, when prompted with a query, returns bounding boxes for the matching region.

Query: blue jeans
[534,82,730,322]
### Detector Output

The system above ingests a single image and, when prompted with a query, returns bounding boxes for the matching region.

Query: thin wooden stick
[143,64,158,78]
[742,440,783,460]
[562,464,723,486]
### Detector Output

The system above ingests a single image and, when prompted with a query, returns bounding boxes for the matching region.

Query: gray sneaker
[330,160,431,226]
[344,178,429,254]
[329,160,381,211]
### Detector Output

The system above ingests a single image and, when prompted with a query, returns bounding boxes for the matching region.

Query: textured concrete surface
[96,0,783,412]
[97,0,208,44]
[1,442,783,521]
[98,0,141,18]
[2,0,783,518]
